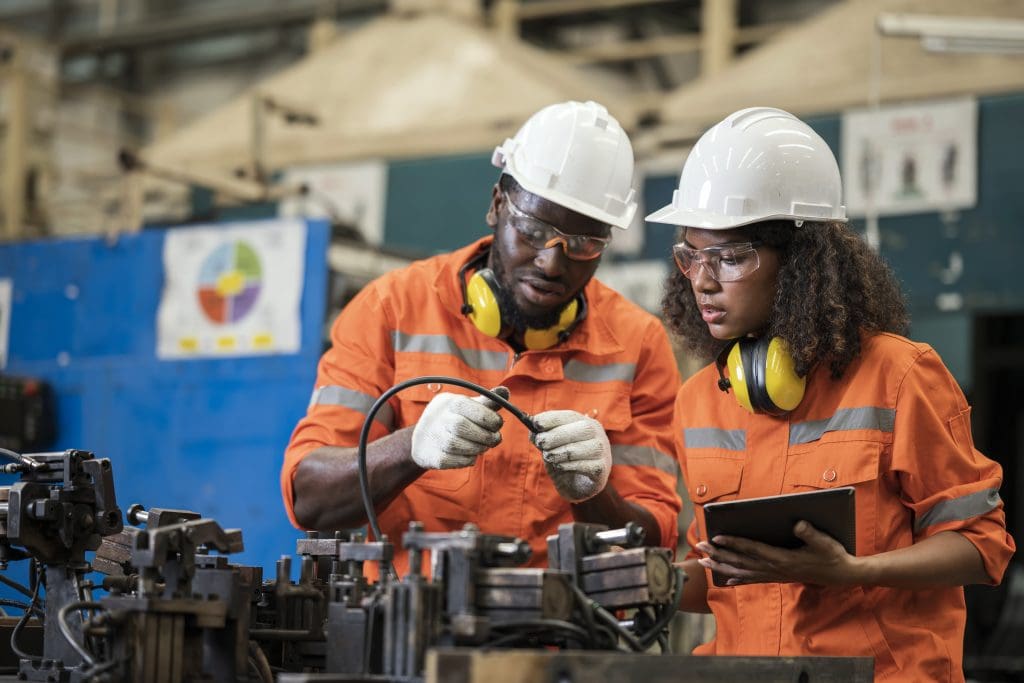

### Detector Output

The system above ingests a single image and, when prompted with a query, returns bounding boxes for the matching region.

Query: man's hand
[531,410,612,503]
[410,389,506,470]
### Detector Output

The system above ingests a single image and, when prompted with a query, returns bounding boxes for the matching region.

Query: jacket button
[427,383,442,393]
[822,469,837,482]
[696,484,708,497]
[588,408,599,418]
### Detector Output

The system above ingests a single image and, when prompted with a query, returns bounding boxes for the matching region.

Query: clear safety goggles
[672,240,763,283]
[503,192,611,262]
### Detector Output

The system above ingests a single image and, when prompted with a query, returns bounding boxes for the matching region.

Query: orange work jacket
[283,237,682,575]
[676,332,1014,682]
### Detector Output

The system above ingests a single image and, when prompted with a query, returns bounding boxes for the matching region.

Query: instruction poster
[0,278,10,369]
[157,220,307,359]
[841,97,977,217]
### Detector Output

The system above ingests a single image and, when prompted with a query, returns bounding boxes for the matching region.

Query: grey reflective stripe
[684,428,746,451]
[309,386,394,429]
[789,406,896,445]
[392,331,508,372]
[564,359,636,384]
[611,444,679,476]
[915,488,1002,534]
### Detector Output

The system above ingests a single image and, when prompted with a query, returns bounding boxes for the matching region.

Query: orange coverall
[283,237,682,575]
[676,332,1014,682]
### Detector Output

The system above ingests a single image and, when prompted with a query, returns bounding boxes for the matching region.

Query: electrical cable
[0,598,43,617]
[56,601,104,668]
[0,573,35,600]
[635,567,686,650]
[568,582,644,652]
[485,619,591,648]
[10,560,42,660]
[357,376,538,551]
[0,447,42,472]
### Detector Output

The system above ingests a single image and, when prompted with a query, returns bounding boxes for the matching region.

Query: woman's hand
[695,521,859,587]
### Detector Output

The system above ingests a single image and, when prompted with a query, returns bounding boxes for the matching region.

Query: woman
[648,107,1014,682]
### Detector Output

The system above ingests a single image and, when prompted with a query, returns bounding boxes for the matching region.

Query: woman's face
[680,227,780,340]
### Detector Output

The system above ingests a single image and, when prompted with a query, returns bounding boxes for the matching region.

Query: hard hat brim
[644,204,847,229]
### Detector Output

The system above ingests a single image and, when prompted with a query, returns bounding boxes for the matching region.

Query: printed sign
[157,220,307,358]
[841,97,977,217]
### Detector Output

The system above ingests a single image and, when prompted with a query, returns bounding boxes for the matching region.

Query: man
[281,101,681,575]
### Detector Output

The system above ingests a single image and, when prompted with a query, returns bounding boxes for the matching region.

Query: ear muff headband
[719,337,806,416]
[460,252,585,350]
[523,298,578,350]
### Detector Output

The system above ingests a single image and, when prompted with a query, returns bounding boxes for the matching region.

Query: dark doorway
[964,314,1024,681]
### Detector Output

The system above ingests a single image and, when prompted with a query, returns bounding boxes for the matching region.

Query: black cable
[0,573,35,600]
[485,619,591,648]
[10,560,42,660]
[0,598,43,617]
[357,376,538,551]
[568,582,645,652]
[636,567,687,650]
[0,447,24,462]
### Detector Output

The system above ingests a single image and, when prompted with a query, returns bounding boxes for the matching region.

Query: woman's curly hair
[661,221,909,379]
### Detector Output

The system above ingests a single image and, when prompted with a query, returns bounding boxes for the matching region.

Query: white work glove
[531,410,612,503]
[410,388,507,470]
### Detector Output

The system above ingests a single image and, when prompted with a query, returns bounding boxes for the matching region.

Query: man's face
[486,185,611,331]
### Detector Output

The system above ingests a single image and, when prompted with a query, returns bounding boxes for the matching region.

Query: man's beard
[493,280,566,331]
[490,251,569,332]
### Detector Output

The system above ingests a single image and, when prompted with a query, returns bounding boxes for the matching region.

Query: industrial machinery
[0,448,123,682]
[0,443,872,683]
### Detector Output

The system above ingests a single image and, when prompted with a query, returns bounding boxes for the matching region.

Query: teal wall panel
[384,152,496,254]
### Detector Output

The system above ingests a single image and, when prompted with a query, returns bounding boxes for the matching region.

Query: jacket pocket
[784,439,881,491]
[685,455,744,505]
[784,440,883,556]
[684,455,743,546]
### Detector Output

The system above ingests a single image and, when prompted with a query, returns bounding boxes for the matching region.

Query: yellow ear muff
[725,337,805,416]
[465,269,504,338]
[725,342,754,412]
[763,337,806,413]
[523,298,578,351]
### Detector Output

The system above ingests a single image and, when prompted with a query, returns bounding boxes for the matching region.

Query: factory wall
[0,220,330,582]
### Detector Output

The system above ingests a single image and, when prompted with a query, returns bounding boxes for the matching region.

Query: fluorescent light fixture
[877,12,1024,54]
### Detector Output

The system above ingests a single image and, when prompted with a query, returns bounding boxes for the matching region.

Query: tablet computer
[702,486,856,587]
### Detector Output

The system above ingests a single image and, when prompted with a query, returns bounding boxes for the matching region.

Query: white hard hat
[646,107,847,229]
[492,100,637,230]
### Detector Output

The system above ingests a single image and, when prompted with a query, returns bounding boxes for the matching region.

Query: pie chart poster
[157,220,306,359]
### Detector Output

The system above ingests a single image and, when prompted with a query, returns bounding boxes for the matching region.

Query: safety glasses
[503,192,610,262]
[672,240,763,283]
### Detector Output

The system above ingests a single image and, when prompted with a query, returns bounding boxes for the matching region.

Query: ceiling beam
[59,0,386,56]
